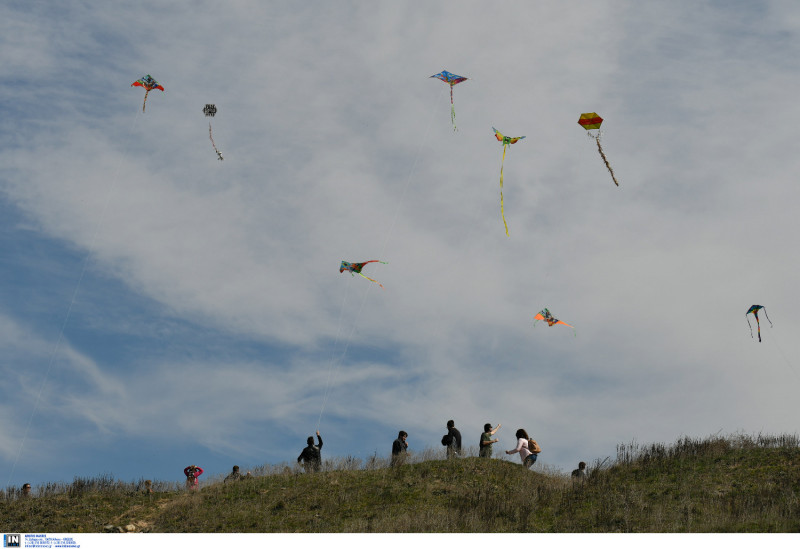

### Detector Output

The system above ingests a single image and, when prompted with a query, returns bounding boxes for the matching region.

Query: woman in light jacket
[506,429,538,468]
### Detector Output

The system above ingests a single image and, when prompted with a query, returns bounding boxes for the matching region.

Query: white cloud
[2,1,800,486]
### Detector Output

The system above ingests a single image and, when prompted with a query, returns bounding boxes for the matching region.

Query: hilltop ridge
[3,433,799,533]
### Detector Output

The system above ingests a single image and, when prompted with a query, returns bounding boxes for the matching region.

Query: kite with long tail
[493,127,525,236]
[430,70,468,131]
[578,113,619,186]
[131,75,164,113]
[746,305,772,342]
[340,260,388,288]
[203,104,224,160]
[534,308,576,336]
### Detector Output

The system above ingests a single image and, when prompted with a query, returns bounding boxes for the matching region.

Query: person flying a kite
[430,70,468,131]
[578,112,619,186]
[131,75,164,113]
[746,305,772,342]
[340,260,388,289]
[534,308,576,336]
[493,127,525,236]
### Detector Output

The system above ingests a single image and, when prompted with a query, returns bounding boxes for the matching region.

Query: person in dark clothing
[225,465,252,483]
[571,461,587,481]
[297,430,323,472]
[446,419,462,458]
[391,430,409,467]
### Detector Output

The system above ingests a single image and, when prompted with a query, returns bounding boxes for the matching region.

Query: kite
[203,104,224,160]
[492,127,525,236]
[533,308,576,336]
[578,113,619,187]
[340,260,388,288]
[746,305,772,342]
[131,75,164,113]
[430,70,468,131]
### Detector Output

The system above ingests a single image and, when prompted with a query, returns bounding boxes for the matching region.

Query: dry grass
[3,432,799,532]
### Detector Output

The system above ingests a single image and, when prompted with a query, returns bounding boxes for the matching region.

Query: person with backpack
[442,420,462,458]
[479,423,501,458]
[505,429,541,468]
[297,430,323,472]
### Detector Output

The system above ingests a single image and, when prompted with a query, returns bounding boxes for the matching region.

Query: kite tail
[142,89,150,113]
[450,86,457,131]
[756,316,762,342]
[763,308,773,328]
[500,143,509,236]
[357,272,384,289]
[747,316,754,339]
[595,135,619,186]
[209,123,224,160]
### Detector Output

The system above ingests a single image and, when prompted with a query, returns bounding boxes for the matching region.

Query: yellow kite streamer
[493,127,526,236]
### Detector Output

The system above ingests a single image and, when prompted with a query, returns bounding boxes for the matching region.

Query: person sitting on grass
[571,461,587,481]
[225,465,243,483]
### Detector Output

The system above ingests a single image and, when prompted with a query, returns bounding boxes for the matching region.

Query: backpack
[441,434,453,446]
[528,438,542,454]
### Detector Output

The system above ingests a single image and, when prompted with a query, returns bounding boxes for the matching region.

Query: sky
[2,0,800,490]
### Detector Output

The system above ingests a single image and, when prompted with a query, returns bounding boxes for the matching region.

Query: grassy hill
[3,433,799,533]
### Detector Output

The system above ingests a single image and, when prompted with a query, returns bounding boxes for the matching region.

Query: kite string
[6,108,141,489]
[316,86,444,430]
[766,329,798,379]
[316,277,373,431]
[316,273,355,430]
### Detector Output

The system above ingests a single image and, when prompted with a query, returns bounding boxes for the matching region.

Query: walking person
[505,429,540,468]
[297,430,324,472]
[444,420,462,459]
[479,423,501,458]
